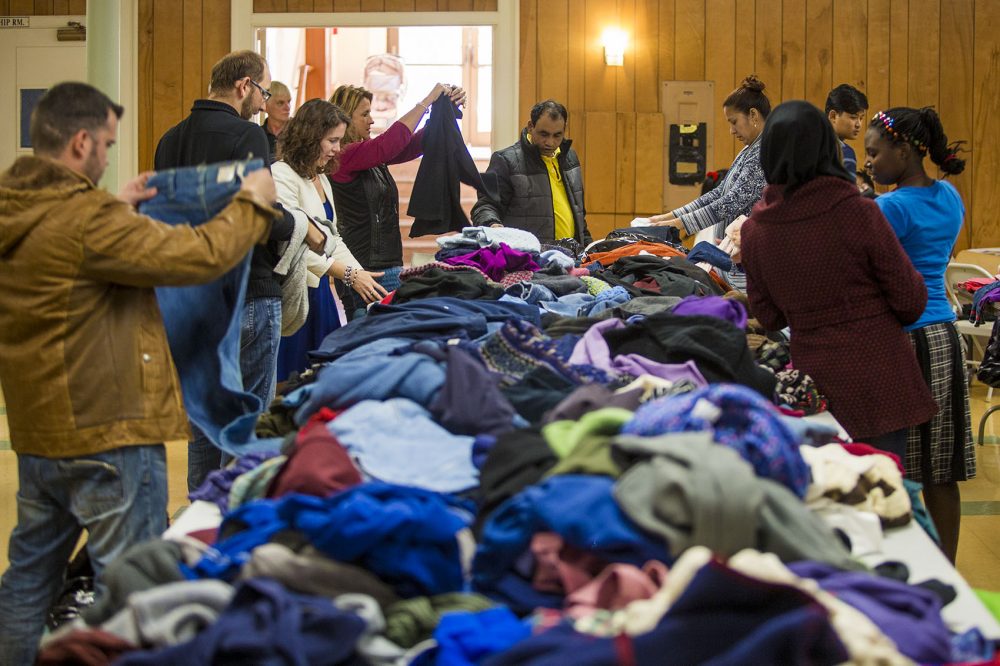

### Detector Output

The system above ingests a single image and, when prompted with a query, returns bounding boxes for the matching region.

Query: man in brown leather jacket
[0,82,279,666]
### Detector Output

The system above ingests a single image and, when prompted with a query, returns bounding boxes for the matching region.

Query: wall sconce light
[602,28,627,66]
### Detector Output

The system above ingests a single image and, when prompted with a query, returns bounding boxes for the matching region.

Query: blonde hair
[329,84,374,145]
[268,81,291,100]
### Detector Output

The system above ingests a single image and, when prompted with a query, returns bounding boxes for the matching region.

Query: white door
[0,16,86,169]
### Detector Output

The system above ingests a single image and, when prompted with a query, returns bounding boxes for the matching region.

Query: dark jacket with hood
[0,156,275,458]
[471,128,590,245]
[741,176,938,439]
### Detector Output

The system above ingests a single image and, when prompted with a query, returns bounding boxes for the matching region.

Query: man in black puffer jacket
[471,100,591,245]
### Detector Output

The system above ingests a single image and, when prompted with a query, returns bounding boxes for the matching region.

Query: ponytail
[919,107,966,176]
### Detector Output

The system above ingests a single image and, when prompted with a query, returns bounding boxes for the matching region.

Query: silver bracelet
[344,266,355,288]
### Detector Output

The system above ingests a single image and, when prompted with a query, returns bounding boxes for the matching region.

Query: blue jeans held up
[138,160,278,484]
[0,444,167,666]
[187,294,281,491]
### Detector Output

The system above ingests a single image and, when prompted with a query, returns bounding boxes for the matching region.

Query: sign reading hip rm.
[0,17,30,28]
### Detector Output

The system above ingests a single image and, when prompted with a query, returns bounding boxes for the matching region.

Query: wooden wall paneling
[780,0,806,101]
[866,0,891,117]
[182,0,204,111]
[473,0,498,10]
[413,0,438,11]
[361,0,385,11]
[384,0,415,11]
[615,0,635,112]
[566,0,586,129]
[633,0,659,113]
[733,0,754,166]
[588,214,618,240]
[972,0,1000,246]
[673,0,705,81]
[570,112,585,186]
[705,0,736,168]
[53,0,68,13]
[9,0,33,13]
[907,0,939,108]
[203,0,231,95]
[831,0,866,91]
[335,0,363,10]
[584,0,617,112]
[888,0,907,106]
[536,0,568,105]
[831,0,867,160]
[583,111,617,214]
[448,0,474,10]
[314,0,335,11]
[31,0,50,13]
[754,0,782,102]
[518,0,537,126]
[616,111,637,221]
[634,112,665,214]
[255,0,287,11]
[151,0,184,164]
[0,1,10,15]
[286,0,315,12]
[733,0,754,85]
[804,0,833,109]
[138,0,153,170]
[658,0,676,85]
[67,0,82,13]
[939,0,974,251]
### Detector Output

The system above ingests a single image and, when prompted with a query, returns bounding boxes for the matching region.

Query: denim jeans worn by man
[0,82,278,666]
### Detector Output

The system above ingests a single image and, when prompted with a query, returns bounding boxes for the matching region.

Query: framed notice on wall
[20,88,45,149]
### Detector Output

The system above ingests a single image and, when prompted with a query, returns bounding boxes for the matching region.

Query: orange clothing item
[583,241,731,292]
[582,241,686,267]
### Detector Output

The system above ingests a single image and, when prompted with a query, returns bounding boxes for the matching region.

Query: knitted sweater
[673,137,765,239]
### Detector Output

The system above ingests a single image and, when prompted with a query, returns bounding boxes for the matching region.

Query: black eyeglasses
[248,78,271,101]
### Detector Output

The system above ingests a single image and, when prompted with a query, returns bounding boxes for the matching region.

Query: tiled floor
[2,384,1000,590]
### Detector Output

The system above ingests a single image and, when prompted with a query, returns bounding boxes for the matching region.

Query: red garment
[741,176,937,439]
[267,420,362,499]
[330,121,424,183]
[841,442,905,474]
[36,629,136,665]
[530,532,608,595]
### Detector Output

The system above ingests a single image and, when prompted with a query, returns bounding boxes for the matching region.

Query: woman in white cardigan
[271,99,388,379]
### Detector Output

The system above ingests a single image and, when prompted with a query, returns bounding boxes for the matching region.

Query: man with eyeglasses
[154,50,309,493]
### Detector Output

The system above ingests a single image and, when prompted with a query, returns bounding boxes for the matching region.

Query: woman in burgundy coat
[741,101,937,458]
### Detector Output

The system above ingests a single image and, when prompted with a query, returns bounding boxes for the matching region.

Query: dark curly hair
[276,99,350,178]
[868,106,966,176]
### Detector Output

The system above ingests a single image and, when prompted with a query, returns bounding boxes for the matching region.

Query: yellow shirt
[529,134,575,240]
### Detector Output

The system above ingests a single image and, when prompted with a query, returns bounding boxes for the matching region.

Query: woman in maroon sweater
[328,82,464,318]
[741,101,937,457]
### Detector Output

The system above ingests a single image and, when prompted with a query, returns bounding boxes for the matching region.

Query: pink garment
[330,121,425,182]
[565,560,670,618]
[962,278,996,293]
[530,532,608,595]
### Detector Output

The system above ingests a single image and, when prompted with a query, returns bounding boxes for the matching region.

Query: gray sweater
[673,136,766,240]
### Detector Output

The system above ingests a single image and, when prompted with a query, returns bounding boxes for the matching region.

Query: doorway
[0,15,87,171]
[259,25,492,154]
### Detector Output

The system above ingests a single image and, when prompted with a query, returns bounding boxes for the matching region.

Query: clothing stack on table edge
[39,225,1000,666]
